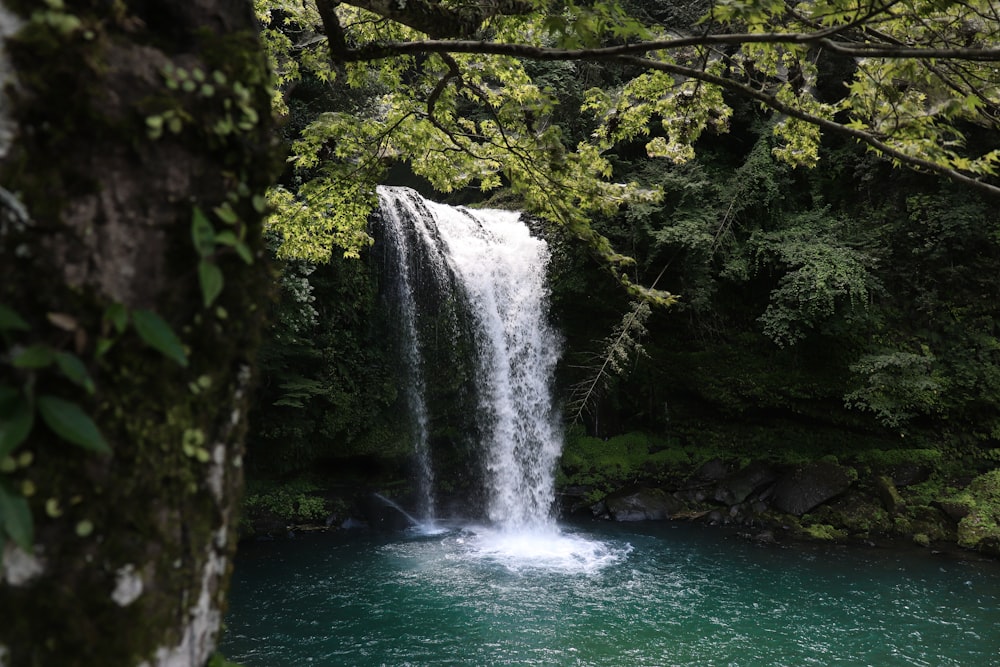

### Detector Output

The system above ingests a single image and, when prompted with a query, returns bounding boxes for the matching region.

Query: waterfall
[377,186,564,532]
[378,196,439,522]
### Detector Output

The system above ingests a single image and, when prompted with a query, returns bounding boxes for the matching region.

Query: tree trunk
[0,2,276,665]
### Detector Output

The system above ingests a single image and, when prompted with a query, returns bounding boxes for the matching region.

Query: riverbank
[556,430,1000,559]
[239,433,1000,561]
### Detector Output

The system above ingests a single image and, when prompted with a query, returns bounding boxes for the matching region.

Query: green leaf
[95,338,115,357]
[0,304,29,331]
[213,202,239,225]
[0,481,34,550]
[191,207,216,258]
[235,241,253,265]
[0,395,33,459]
[199,260,224,308]
[55,352,95,394]
[75,519,94,537]
[131,309,188,367]
[0,385,17,406]
[214,230,238,246]
[37,395,111,454]
[104,302,128,334]
[13,344,55,369]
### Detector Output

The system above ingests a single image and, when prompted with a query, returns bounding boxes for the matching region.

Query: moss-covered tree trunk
[0,2,276,665]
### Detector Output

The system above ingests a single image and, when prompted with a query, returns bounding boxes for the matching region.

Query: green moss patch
[950,469,1000,552]
[559,430,693,501]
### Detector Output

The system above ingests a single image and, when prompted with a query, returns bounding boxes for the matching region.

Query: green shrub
[853,447,942,469]
[243,480,328,521]
[559,430,692,497]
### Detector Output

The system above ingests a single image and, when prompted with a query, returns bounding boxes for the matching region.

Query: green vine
[0,301,191,555]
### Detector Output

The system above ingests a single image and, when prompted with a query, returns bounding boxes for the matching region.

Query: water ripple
[223,522,1000,666]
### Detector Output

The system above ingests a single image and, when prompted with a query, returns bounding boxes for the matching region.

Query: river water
[220,521,1000,666]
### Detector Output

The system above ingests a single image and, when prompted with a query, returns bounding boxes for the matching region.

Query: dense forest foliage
[249,89,1000,466]
[244,48,1000,552]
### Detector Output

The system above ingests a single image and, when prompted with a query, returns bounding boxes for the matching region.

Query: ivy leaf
[0,481,34,550]
[191,206,216,258]
[199,260,224,308]
[13,344,55,369]
[37,395,111,454]
[213,202,239,225]
[214,230,238,246]
[55,352,95,394]
[235,241,253,265]
[0,304,29,332]
[0,394,33,459]
[131,309,188,367]
[104,302,128,334]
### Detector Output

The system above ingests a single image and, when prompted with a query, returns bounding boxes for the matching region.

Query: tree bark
[0,2,276,665]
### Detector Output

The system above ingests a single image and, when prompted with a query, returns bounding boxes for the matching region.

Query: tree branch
[316,0,349,58]
[330,33,1000,198]
[615,55,1000,199]
[337,0,534,39]
[339,33,1000,63]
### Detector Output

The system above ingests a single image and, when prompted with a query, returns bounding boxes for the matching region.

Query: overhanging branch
[331,33,1000,198]
[337,0,534,39]
[614,55,1000,199]
[339,33,1000,63]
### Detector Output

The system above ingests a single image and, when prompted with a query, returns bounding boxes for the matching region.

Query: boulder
[714,461,779,505]
[605,487,686,521]
[874,475,905,514]
[934,499,972,523]
[686,458,730,487]
[770,463,853,516]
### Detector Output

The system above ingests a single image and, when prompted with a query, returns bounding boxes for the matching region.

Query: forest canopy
[256,0,1000,300]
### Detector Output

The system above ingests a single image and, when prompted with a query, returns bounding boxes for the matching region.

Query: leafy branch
[566,299,651,424]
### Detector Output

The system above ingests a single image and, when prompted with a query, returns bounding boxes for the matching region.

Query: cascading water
[378,196,438,522]
[377,186,564,533]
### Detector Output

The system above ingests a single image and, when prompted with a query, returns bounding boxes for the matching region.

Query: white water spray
[378,186,564,533]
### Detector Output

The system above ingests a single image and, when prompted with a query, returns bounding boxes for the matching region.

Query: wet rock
[714,461,779,506]
[977,536,1000,558]
[770,462,853,516]
[590,499,609,519]
[934,500,972,523]
[606,487,686,521]
[753,529,777,544]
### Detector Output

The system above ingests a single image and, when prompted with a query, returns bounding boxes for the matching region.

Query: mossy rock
[809,492,892,537]
[949,469,1000,554]
[909,505,955,543]
[803,523,848,541]
[874,474,905,514]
